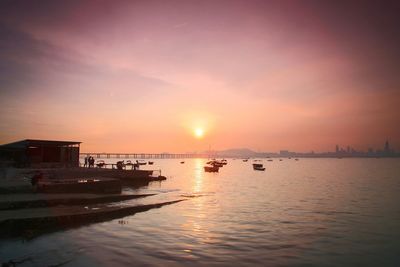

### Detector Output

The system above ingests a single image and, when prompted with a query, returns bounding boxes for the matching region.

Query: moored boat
[204,165,219,172]
[207,160,223,167]
[96,160,106,168]
[253,163,265,171]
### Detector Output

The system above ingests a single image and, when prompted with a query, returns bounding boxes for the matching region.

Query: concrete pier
[0,166,174,239]
[0,200,185,238]
[0,193,155,210]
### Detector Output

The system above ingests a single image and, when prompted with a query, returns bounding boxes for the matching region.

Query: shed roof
[0,139,81,149]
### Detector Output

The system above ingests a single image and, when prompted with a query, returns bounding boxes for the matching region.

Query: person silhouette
[90,157,95,168]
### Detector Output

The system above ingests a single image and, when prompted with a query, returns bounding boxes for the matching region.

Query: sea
[1,158,399,266]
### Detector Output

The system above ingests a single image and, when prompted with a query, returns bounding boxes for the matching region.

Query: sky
[0,0,399,153]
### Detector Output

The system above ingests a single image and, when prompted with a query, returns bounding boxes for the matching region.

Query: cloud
[0,22,172,100]
[0,0,399,150]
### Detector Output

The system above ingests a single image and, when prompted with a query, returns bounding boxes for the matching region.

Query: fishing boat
[126,160,146,166]
[253,163,265,171]
[206,160,224,167]
[96,160,106,168]
[221,159,228,165]
[204,165,219,172]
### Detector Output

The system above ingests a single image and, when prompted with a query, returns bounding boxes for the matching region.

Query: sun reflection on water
[193,158,204,193]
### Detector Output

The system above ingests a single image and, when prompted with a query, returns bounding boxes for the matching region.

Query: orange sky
[0,1,399,153]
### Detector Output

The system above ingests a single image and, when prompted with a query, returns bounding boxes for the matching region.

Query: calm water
[1,158,400,266]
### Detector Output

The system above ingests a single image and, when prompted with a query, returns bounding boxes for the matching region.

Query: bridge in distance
[80,153,213,159]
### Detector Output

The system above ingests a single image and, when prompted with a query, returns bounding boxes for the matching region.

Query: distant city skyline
[210,140,399,158]
[74,140,397,157]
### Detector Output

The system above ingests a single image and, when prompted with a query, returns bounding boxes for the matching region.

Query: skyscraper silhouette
[384,140,390,152]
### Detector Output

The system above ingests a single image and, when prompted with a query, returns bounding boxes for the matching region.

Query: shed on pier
[0,139,81,168]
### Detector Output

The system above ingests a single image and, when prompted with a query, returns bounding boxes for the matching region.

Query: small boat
[207,160,223,167]
[243,159,248,162]
[96,160,106,168]
[213,161,224,167]
[221,159,228,165]
[148,161,154,165]
[294,158,299,161]
[124,160,141,170]
[129,160,146,166]
[267,159,273,162]
[279,159,283,161]
[253,163,265,171]
[180,161,185,164]
[204,165,219,172]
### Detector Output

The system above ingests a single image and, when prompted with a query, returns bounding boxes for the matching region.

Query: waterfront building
[0,139,81,168]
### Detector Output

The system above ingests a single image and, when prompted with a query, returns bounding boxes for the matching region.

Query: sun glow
[194,128,204,138]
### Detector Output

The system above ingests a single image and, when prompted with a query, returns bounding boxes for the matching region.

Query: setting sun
[194,128,204,138]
